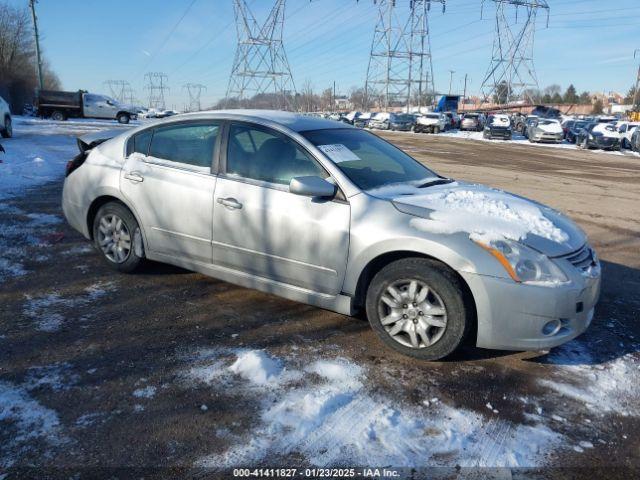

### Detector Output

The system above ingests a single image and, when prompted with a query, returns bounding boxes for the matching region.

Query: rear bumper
[62,176,91,239]
[461,266,601,351]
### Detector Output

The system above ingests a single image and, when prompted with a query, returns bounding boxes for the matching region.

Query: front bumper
[461,263,601,350]
[531,132,563,143]
[485,128,511,139]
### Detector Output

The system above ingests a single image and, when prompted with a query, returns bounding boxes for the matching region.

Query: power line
[183,83,207,111]
[139,0,199,73]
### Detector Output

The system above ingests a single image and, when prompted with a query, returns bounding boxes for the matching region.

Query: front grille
[563,244,596,272]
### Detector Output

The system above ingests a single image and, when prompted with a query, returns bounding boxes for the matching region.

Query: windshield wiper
[417,178,454,189]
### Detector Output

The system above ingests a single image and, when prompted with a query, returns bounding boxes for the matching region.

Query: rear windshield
[300,128,438,191]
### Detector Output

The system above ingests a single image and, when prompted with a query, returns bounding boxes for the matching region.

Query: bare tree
[0,2,60,112]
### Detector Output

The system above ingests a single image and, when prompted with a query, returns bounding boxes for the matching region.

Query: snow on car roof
[178,109,352,132]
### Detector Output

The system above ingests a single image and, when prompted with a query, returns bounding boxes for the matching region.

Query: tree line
[0,2,60,113]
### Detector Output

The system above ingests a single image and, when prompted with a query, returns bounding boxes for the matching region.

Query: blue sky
[16,0,640,108]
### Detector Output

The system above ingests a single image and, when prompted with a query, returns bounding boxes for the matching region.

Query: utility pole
[462,73,468,107]
[633,49,640,110]
[29,0,44,91]
[448,70,455,95]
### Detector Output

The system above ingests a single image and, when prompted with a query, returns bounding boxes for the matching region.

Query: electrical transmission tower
[183,83,207,112]
[144,72,170,110]
[103,80,131,103]
[480,0,550,105]
[226,0,296,110]
[364,0,445,111]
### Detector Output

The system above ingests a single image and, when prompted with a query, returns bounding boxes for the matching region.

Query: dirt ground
[1,124,639,479]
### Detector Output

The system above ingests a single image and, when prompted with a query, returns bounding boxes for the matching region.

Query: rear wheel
[92,202,144,273]
[1,116,11,138]
[117,113,130,124]
[51,110,66,121]
[365,258,471,360]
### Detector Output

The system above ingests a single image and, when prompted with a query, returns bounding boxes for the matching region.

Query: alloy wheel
[377,279,447,349]
[97,214,131,263]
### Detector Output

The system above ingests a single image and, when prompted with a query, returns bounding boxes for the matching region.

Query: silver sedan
[62,110,601,360]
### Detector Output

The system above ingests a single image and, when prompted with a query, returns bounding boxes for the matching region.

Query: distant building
[334,95,352,110]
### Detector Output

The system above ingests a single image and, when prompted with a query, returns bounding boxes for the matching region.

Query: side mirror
[289,176,336,198]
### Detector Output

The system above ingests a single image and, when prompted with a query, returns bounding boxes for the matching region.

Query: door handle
[124,171,144,183]
[216,197,242,209]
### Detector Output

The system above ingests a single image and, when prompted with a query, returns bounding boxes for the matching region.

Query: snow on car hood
[592,124,620,138]
[375,182,585,256]
[537,122,563,134]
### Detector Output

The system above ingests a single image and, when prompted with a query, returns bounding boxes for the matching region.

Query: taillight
[65,151,87,177]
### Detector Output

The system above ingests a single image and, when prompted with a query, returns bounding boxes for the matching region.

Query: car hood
[537,123,563,133]
[371,182,586,257]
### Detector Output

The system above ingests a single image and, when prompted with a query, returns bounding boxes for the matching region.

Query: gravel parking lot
[1,120,639,478]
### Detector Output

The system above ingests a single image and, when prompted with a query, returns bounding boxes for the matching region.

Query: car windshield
[300,128,439,191]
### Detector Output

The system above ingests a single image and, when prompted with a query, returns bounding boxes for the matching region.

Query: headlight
[474,239,569,285]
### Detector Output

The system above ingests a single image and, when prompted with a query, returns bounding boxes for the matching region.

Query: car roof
[176,109,352,132]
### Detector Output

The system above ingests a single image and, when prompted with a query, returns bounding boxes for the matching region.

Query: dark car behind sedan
[389,114,415,131]
[576,123,621,151]
[483,114,512,140]
[566,120,589,143]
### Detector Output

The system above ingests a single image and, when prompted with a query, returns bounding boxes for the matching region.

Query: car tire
[365,257,471,361]
[1,116,11,138]
[51,111,66,121]
[93,202,144,273]
[434,127,440,134]
[117,113,130,124]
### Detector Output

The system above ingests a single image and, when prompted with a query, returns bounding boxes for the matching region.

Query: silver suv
[62,110,601,360]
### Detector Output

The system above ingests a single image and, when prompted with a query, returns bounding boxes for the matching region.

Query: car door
[120,121,220,264]
[211,122,350,295]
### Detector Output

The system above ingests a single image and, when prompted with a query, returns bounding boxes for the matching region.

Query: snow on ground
[187,348,561,469]
[386,128,640,157]
[537,339,640,417]
[22,282,116,332]
[0,362,78,468]
[0,117,130,201]
[0,117,133,282]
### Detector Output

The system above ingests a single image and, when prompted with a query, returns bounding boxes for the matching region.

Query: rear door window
[148,123,219,169]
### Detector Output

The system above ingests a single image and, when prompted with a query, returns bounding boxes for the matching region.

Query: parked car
[443,112,460,130]
[369,112,393,130]
[343,111,361,125]
[460,113,484,131]
[388,114,414,131]
[483,114,512,140]
[354,112,372,128]
[37,90,138,123]
[631,128,640,152]
[527,118,564,144]
[61,110,601,360]
[0,95,12,138]
[617,122,640,149]
[576,123,621,151]
[566,120,589,143]
[521,115,539,138]
[414,112,447,133]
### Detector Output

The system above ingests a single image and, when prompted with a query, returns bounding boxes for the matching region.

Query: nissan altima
[62,110,601,360]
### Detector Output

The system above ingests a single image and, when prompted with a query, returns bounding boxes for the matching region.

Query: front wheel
[365,258,471,360]
[93,202,144,273]
[1,116,11,138]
